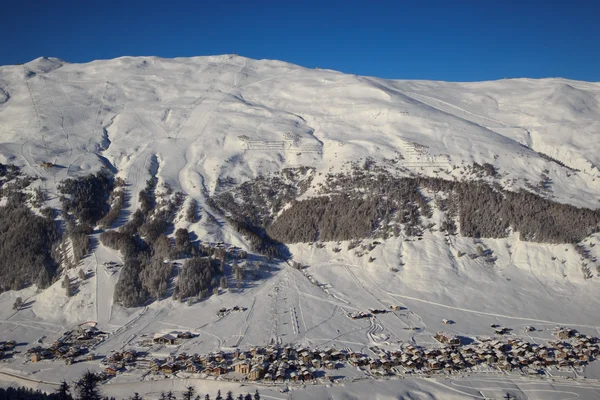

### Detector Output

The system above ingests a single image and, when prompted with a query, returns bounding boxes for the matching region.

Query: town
[14,325,599,385]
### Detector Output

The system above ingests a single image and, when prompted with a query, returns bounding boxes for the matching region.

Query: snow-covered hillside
[1,55,600,399]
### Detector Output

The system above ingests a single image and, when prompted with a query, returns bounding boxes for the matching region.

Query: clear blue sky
[1,0,598,81]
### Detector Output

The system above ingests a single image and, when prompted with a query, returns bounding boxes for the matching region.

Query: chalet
[248,366,262,381]
[302,370,313,381]
[123,350,137,361]
[434,332,460,345]
[178,332,193,339]
[31,353,42,363]
[210,365,227,376]
[499,361,512,371]
[299,351,312,363]
[262,373,273,382]
[275,370,285,381]
[86,353,95,361]
[187,363,201,373]
[104,366,118,376]
[153,333,177,345]
[233,361,250,374]
[150,359,162,371]
[161,363,176,374]
[325,361,336,370]
[427,359,442,370]
[213,352,225,363]
[555,328,574,340]
[368,360,380,370]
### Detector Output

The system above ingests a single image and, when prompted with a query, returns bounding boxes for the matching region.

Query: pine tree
[166,391,176,400]
[13,297,23,310]
[130,394,143,400]
[215,391,222,400]
[66,280,73,297]
[254,390,260,400]
[74,371,101,400]
[54,380,73,400]
[204,394,210,400]
[225,392,234,400]
[183,387,194,400]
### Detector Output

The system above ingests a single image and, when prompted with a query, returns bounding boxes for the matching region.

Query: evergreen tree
[215,391,222,400]
[254,390,260,400]
[225,392,233,400]
[74,371,101,400]
[13,296,23,310]
[54,380,73,400]
[130,394,143,400]
[182,387,194,400]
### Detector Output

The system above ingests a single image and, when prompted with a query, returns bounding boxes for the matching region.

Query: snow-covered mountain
[1,55,600,399]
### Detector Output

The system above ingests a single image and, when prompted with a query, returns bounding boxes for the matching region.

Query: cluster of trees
[173,256,214,300]
[68,222,92,264]
[138,177,157,214]
[0,162,20,180]
[212,167,314,229]
[186,199,198,223]
[471,162,498,177]
[0,189,60,292]
[108,176,229,307]
[0,371,263,400]
[209,168,314,259]
[58,170,113,225]
[261,165,600,245]
[452,180,600,243]
[267,171,429,243]
[0,379,263,400]
[98,177,126,229]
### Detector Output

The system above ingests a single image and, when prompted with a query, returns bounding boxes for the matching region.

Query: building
[434,332,460,345]
[233,361,250,374]
[153,333,177,345]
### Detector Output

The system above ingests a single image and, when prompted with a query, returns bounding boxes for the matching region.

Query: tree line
[0,371,262,400]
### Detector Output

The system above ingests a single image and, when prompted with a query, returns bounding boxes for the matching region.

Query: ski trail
[42,76,73,158]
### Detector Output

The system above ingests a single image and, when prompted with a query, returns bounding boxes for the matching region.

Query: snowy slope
[1,55,600,398]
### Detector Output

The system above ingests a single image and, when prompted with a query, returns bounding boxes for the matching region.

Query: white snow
[1,55,600,398]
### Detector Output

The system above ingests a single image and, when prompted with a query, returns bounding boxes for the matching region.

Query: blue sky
[1,0,598,81]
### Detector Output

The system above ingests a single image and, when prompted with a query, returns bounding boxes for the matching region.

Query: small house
[233,361,250,374]
[153,333,177,345]
[161,363,176,374]
[249,367,262,381]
